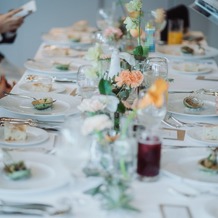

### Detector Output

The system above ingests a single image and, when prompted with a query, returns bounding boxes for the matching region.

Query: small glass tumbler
[167,19,184,45]
[137,130,162,182]
[77,64,99,99]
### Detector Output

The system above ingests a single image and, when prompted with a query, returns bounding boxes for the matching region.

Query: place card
[196,75,218,81]
[161,128,185,141]
[160,204,192,218]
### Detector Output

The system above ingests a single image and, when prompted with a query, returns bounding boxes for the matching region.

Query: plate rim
[19,82,66,94]
[24,59,78,75]
[156,44,218,60]
[168,94,217,117]
[0,126,49,147]
[0,151,71,194]
[186,127,218,145]
[161,148,218,186]
[0,93,81,118]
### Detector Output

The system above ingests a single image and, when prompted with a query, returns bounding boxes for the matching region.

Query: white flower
[126,0,142,12]
[97,95,119,112]
[83,65,99,79]
[78,95,119,113]
[81,114,113,135]
[124,17,137,31]
[78,98,106,113]
[85,43,103,62]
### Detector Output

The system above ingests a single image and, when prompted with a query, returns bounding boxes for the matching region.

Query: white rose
[78,98,106,112]
[81,114,113,135]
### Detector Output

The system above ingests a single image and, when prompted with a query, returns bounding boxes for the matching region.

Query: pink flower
[103,27,123,41]
[115,70,144,88]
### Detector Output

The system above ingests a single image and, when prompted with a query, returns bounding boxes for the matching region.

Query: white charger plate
[0,152,71,194]
[171,62,213,75]
[167,93,217,117]
[40,45,85,58]
[156,44,218,60]
[186,127,218,146]
[24,59,79,76]
[205,199,218,218]
[162,148,218,185]
[0,126,49,147]
[0,93,81,119]
[19,82,66,93]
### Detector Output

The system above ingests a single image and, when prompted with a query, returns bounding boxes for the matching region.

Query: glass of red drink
[137,134,161,182]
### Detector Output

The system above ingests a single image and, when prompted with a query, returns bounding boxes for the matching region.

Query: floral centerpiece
[78,78,168,212]
[123,0,148,60]
[123,0,166,58]
[103,26,123,47]
[98,69,144,116]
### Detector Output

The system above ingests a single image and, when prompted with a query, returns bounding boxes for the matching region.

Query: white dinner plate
[0,93,81,119]
[156,44,218,60]
[41,44,85,58]
[42,32,94,50]
[0,152,71,194]
[24,59,79,76]
[167,93,217,117]
[205,200,218,218]
[19,82,66,93]
[162,148,218,185]
[0,126,49,147]
[186,127,218,146]
[171,62,213,75]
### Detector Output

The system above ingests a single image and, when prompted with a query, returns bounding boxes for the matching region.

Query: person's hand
[0,75,16,98]
[0,8,24,34]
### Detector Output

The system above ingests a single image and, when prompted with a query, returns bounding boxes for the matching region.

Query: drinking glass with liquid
[167,19,183,44]
[137,130,162,182]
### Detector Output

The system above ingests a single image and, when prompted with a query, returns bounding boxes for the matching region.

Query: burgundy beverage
[137,136,161,180]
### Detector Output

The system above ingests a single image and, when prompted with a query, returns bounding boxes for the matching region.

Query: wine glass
[77,65,99,99]
[136,88,167,130]
[143,57,168,89]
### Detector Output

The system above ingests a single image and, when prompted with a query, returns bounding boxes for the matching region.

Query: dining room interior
[0,0,218,218]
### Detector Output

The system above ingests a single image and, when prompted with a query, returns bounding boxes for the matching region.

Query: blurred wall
[0,0,217,69]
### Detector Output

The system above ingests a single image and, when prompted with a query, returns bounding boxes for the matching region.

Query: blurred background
[0,0,217,70]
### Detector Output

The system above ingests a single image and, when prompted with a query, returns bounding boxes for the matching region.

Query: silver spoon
[4,92,37,100]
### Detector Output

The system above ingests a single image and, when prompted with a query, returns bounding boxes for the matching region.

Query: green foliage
[84,174,140,212]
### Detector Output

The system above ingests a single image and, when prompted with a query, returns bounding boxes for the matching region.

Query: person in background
[0,8,25,80]
[0,74,15,98]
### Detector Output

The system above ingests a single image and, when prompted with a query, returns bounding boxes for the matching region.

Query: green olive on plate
[181,46,194,55]
[32,97,55,110]
[53,62,70,71]
[3,161,31,180]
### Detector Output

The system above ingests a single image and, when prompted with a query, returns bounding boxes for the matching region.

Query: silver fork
[0,198,72,216]
[166,113,214,128]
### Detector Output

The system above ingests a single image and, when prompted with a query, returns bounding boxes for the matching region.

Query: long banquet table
[0,32,218,218]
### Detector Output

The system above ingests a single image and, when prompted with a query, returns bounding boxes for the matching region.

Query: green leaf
[84,184,102,196]
[133,45,143,57]
[142,46,149,57]
[117,102,126,114]
[98,78,113,95]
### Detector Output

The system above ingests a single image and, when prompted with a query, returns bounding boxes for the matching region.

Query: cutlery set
[0,199,72,216]
[163,113,215,129]
[169,88,218,96]
[0,117,63,131]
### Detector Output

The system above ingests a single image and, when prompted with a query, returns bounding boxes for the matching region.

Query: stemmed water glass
[143,57,168,89]
[77,65,99,99]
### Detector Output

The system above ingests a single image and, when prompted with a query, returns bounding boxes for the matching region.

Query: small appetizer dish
[181,46,194,55]
[183,96,204,109]
[3,160,31,180]
[32,97,56,110]
[53,62,70,71]
[199,149,218,174]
